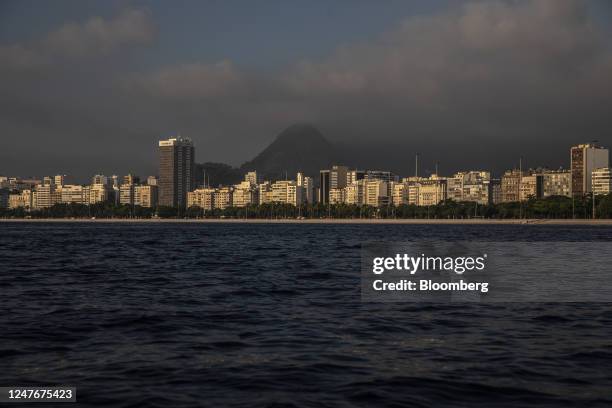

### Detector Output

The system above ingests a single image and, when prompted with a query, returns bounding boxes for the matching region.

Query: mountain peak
[240,124,339,180]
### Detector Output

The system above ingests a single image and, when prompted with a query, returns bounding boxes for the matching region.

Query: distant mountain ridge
[196,124,341,186]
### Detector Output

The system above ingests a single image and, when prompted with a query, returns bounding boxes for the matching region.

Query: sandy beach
[2,218,612,225]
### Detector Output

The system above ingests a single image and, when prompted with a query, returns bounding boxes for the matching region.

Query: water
[1,223,611,407]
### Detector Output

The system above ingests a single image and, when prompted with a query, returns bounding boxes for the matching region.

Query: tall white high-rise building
[571,143,609,196]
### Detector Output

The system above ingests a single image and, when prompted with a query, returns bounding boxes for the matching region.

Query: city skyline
[1,1,612,179]
[0,126,604,183]
[1,138,610,213]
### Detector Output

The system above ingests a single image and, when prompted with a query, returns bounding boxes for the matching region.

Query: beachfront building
[232,181,258,207]
[391,182,408,206]
[571,143,609,197]
[447,171,491,204]
[158,136,195,208]
[119,183,135,205]
[59,185,88,205]
[541,169,571,198]
[269,181,304,206]
[592,167,612,196]
[213,187,233,209]
[135,185,158,208]
[329,188,344,205]
[500,170,523,203]
[416,178,447,206]
[32,184,57,209]
[187,188,215,211]
[364,180,389,207]
[297,172,315,203]
[344,183,359,205]
[519,175,544,201]
[258,182,273,205]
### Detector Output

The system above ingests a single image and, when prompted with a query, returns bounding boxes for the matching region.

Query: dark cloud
[42,8,156,57]
[1,0,611,181]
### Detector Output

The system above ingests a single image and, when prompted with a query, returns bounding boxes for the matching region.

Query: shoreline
[1,218,612,225]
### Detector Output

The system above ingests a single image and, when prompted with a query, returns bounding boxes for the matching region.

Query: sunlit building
[135,185,158,208]
[213,187,233,209]
[500,170,523,203]
[244,171,260,186]
[391,182,408,206]
[270,181,303,206]
[59,185,87,204]
[571,143,609,196]
[364,180,389,207]
[447,171,491,204]
[519,175,543,201]
[119,183,135,205]
[232,182,257,207]
[187,188,215,210]
[592,167,612,196]
[258,182,273,205]
[33,184,57,209]
[329,188,344,204]
[541,169,571,198]
[416,178,447,206]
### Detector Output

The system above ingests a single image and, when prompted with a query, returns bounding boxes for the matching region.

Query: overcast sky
[1,0,611,180]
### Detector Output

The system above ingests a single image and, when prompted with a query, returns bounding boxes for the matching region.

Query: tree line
[2,194,612,219]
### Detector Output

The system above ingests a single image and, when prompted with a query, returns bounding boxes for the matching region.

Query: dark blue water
[1,223,611,407]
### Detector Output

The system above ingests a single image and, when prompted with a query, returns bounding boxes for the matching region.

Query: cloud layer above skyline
[1,0,611,180]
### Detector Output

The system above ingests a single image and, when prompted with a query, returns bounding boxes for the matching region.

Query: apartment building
[592,167,612,196]
[500,170,523,202]
[135,185,158,208]
[541,169,571,198]
[187,188,215,210]
[571,143,609,196]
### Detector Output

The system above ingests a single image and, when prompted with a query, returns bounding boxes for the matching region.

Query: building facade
[59,185,87,204]
[364,180,389,207]
[519,175,544,201]
[571,144,609,196]
[416,179,447,206]
[232,181,258,207]
[329,188,344,204]
[592,167,612,196]
[297,172,315,203]
[500,170,523,203]
[135,185,158,208]
[447,171,491,204]
[187,188,215,210]
[319,170,330,204]
[541,170,571,198]
[119,183,135,205]
[158,136,195,208]
[259,182,273,205]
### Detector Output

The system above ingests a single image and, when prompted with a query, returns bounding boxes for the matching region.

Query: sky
[1,0,611,181]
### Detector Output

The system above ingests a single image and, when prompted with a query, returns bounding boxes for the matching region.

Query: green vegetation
[2,195,612,219]
[0,202,155,219]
